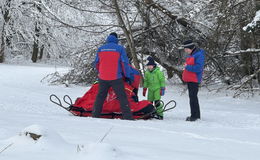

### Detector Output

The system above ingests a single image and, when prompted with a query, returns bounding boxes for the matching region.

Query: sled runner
[50,83,177,120]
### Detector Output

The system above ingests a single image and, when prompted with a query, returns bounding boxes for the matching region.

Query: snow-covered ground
[0,64,260,160]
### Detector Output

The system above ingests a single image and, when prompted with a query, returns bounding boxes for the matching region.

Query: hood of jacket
[106,35,118,44]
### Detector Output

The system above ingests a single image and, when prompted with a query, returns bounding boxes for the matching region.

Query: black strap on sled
[50,94,77,116]
[63,95,73,106]
[69,105,89,116]
[50,94,63,107]
[163,100,177,112]
[145,99,177,119]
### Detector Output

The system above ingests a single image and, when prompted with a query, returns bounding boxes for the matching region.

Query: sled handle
[50,94,62,107]
[63,95,73,106]
[163,100,177,112]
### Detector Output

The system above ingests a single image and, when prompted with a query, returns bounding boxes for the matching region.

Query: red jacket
[94,35,131,80]
[182,48,205,83]
[129,65,140,89]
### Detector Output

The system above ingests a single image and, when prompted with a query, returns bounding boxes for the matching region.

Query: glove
[143,88,147,97]
[160,87,165,96]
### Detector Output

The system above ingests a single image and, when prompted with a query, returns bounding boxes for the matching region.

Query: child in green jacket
[143,57,166,119]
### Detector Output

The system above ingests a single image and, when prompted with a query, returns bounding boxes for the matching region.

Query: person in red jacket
[181,40,205,122]
[129,65,141,101]
[92,32,133,120]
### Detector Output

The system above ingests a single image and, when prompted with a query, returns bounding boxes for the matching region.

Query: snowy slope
[0,64,260,160]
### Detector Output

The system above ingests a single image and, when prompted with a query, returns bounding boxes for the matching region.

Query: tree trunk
[0,27,5,63]
[31,22,40,63]
[39,45,44,60]
[255,0,260,84]
[256,0,260,10]
[239,4,254,77]
[31,40,39,63]
[0,0,12,63]
[112,0,143,85]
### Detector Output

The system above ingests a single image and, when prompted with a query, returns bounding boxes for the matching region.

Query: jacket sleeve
[158,71,166,88]
[129,66,136,82]
[186,51,205,73]
[120,47,131,78]
[93,49,100,72]
[143,72,148,88]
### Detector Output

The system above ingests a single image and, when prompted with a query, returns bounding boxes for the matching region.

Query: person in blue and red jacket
[182,40,205,122]
[128,65,141,102]
[92,32,133,120]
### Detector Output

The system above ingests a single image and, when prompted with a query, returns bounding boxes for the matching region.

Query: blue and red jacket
[182,48,205,83]
[94,35,131,80]
[129,65,140,89]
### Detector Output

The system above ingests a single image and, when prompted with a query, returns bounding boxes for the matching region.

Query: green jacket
[143,67,165,91]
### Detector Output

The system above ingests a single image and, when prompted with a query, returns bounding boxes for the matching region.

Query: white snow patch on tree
[243,10,260,31]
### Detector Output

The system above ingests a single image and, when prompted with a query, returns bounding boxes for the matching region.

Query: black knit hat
[182,40,195,49]
[146,56,156,66]
[109,32,118,38]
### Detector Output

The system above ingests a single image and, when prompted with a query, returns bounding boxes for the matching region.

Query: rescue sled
[50,82,176,120]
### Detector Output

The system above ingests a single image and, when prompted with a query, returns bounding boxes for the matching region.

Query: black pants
[132,88,139,102]
[92,78,133,120]
[187,82,201,119]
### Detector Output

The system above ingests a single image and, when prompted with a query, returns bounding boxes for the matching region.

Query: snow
[243,10,260,31]
[1,63,260,160]
[0,124,117,160]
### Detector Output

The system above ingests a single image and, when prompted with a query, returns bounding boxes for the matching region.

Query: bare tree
[0,0,12,63]
[112,0,142,82]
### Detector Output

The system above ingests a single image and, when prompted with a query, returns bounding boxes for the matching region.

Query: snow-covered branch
[224,48,260,57]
